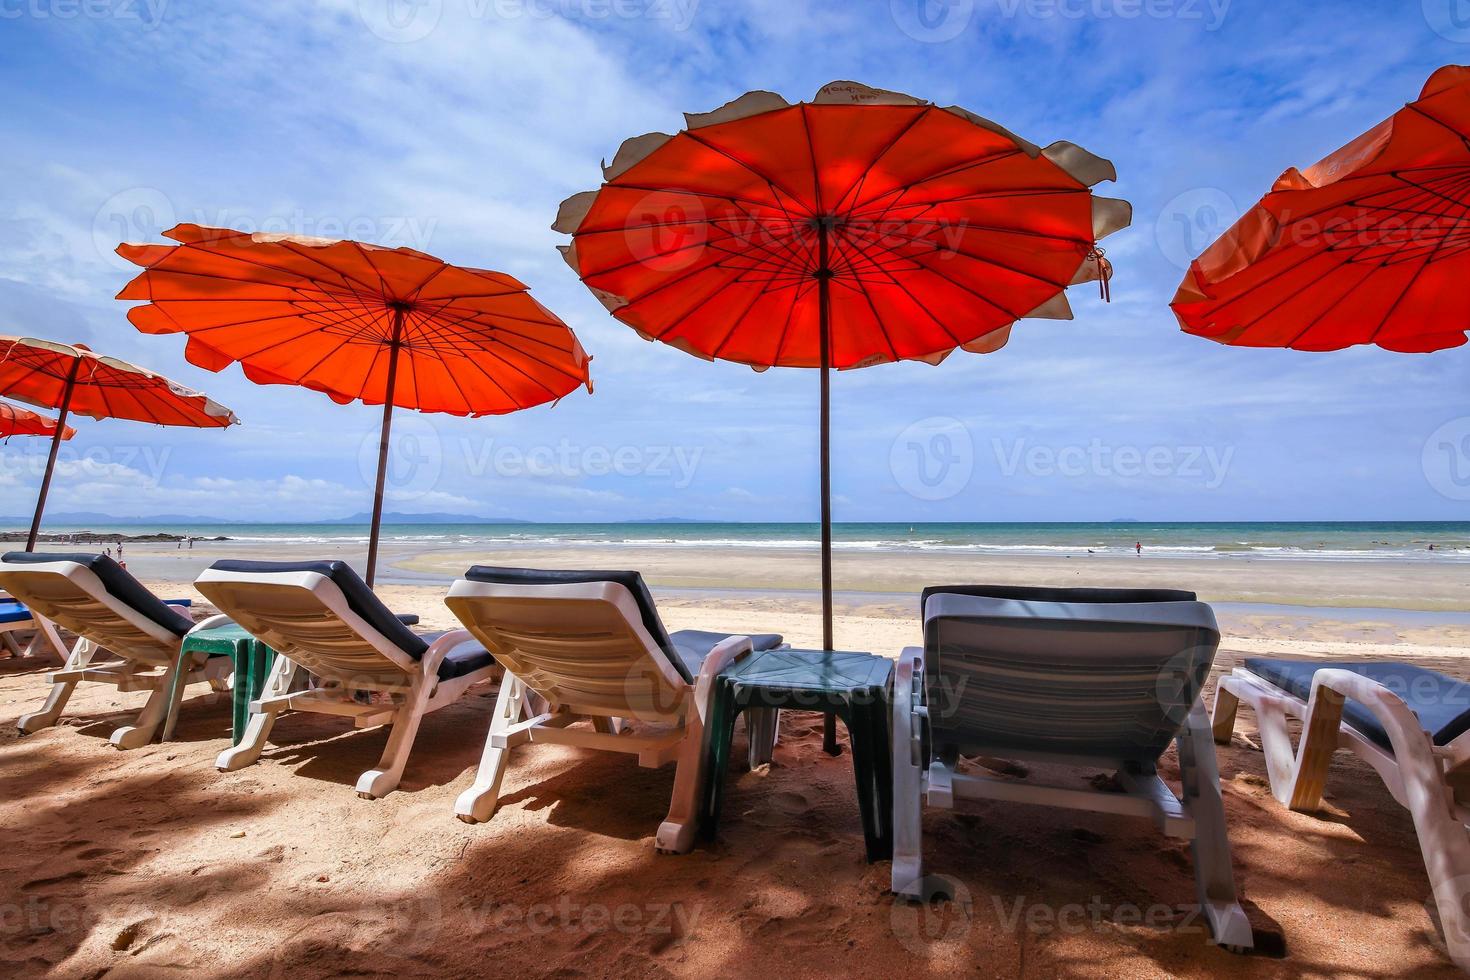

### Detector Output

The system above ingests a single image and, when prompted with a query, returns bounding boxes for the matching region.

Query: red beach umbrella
[1172,65,1470,352]
[0,336,238,549]
[117,224,593,586]
[556,80,1128,751]
[0,401,74,441]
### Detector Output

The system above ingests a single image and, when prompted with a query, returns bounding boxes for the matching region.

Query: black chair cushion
[418,631,496,681]
[668,629,783,680]
[2,551,193,635]
[461,567,784,685]
[1245,658,1470,751]
[920,584,1197,618]
[464,564,676,660]
[209,559,429,658]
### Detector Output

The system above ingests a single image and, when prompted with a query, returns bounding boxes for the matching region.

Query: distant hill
[0,511,236,526]
[323,512,533,525]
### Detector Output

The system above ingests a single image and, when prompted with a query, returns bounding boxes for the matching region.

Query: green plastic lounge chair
[443,566,782,853]
[892,585,1252,953]
[1215,658,1470,967]
[195,559,498,800]
[0,552,230,748]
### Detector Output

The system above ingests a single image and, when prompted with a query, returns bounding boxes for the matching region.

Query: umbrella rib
[769,275,810,366]
[682,129,816,217]
[1275,258,1388,347]
[709,254,802,360]
[829,107,934,215]
[838,232,967,349]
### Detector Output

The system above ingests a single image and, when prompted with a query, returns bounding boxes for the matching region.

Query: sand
[1,542,1468,976]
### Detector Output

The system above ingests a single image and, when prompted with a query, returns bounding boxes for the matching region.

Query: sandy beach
[0,538,1466,976]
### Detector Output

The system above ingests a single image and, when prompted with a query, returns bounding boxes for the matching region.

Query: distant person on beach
[1136,541,1142,556]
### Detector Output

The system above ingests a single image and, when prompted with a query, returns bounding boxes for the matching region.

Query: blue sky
[0,0,1467,524]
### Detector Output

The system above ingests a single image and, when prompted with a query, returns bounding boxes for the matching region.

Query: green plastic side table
[701,648,894,861]
[169,624,277,745]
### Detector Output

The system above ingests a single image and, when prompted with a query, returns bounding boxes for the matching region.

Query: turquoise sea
[29,521,1470,562]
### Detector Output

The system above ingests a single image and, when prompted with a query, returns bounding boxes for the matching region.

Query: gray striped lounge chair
[891,585,1252,953]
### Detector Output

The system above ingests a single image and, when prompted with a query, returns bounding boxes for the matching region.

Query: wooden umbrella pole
[365,308,406,588]
[817,217,840,756]
[26,358,80,552]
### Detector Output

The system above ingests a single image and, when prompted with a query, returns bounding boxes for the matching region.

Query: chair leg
[1211,680,1240,745]
[111,659,195,750]
[1179,702,1253,952]
[658,675,724,854]
[455,675,527,824]
[891,648,925,897]
[18,637,98,734]
[745,707,780,767]
[356,675,435,800]
[216,656,298,772]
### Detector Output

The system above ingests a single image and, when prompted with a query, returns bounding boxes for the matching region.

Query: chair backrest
[445,567,690,721]
[195,560,422,686]
[922,588,1220,766]
[0,552,192,664]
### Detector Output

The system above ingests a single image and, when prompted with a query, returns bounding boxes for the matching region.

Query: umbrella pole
[365,309,406,588]
[817,218,840,756]
[26,360,79,552]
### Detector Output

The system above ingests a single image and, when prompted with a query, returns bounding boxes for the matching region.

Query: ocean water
[39,521,1470,562]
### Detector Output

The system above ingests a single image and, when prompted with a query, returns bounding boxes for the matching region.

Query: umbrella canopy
[556,80,1128,748]
[0,336,238,549]
[117,224,593,585]
[0,401,74,441]
[1172,64,1470,352]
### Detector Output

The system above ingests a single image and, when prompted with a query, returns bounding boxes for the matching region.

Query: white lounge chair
[443,566,783,853]
[0,592,68,662]
[0,552,232,748]
[194,559,498,800]
[1214,658,1470,967]
[892,585,1253,953]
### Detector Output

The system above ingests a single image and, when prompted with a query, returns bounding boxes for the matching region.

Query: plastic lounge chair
[892,585,1253,953]
[0,552,232,748]
[194,559,498,800]
[0,593,68,661]
[443,566,783,852]
[1214,657,1470,967]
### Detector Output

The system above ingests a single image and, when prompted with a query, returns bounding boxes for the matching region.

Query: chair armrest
[692,635,754,724]
[421,628,477,672]
[186,613,235,635]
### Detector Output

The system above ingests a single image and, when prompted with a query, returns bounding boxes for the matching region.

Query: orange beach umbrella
[556,81,1127,636]
[1172,65,1470,352]
[0,400,74,441]
[557,80,1128,751]
[0,336,238,549]
[117,224,593,586]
